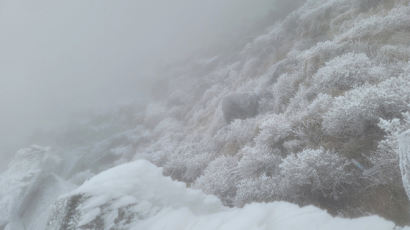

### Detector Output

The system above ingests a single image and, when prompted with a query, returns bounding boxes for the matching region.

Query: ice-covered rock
[46,160,223,230]
[221,93,259,123]
[0,146,74,230]
[399,130,410,200]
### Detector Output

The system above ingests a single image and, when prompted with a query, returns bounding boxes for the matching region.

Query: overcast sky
[0,0,274,167]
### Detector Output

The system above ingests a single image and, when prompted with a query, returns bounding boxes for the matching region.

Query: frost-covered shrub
[234,175,280,207]
[163,149,216,183]
[367,113,410,187]
[194,156,239,205]
[290,93,332,146]
[254,114,294,153]
[377,45,410,65]
[313,53,379,94]
[237,146,281,178]
[339,4,410,41]
[213,119,259,154]
[366,115,406,180]
[272,71,303,112]
[298,40,343,70]
[296,0,348,39]
[323,76,410,138]
[279,148,357,203]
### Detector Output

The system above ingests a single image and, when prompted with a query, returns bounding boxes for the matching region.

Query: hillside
[1,0,410,229]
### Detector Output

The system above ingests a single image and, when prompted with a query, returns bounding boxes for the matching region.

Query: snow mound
[47,160,404,230]
[46,160,223,230]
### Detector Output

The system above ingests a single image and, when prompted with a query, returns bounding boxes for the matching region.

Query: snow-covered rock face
[46,160,402,230]
[221,93,259,123]
[399,130,410,200]
[46,161,224,230]
[0,146,74,230]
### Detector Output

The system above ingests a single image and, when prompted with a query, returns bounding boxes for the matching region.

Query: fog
[2,0,410,228]
[0,0,274,167]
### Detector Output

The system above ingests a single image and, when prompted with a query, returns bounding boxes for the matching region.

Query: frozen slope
[2,0,410,229]
[46,160,403,230]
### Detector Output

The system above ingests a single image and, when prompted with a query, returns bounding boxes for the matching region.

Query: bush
[279,148,358,202]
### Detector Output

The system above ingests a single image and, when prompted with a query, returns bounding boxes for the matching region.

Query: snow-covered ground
[2,149,407,230]
[46,160,406,230]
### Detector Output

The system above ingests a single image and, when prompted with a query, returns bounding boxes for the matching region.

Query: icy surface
[47,160,404,230]
[46,160,223,230]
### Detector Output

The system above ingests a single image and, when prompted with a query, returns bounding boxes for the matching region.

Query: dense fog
[0,0,274,168]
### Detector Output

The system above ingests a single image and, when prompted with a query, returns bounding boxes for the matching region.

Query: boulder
[221,93,259,123]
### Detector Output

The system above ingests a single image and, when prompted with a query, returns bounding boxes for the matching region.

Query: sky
[0,0,274,167]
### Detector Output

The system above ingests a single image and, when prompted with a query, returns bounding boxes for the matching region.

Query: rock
[221,93,259,123]
[399,130,410,200]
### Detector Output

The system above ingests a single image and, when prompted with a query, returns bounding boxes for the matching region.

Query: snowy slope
[1,0,410,229]
[131,0,410,222]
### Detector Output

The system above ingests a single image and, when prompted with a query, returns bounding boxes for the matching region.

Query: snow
[135,202,397,230]
[48,160,406,230]
[73,160,223,214]
[1,0,410,228]
[46,160,223,229]
[0,146,74,230]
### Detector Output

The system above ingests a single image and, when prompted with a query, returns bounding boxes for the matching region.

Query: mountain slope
[1,0,410,229]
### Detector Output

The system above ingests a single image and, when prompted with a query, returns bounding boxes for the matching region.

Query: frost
[2,0,410,228]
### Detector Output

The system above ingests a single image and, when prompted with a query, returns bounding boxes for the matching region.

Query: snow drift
[46,160,403,230]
